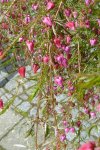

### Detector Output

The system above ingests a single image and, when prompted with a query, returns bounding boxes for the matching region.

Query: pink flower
[54,37,61,48]
[68,86,75,91]
[55,54,68,67]
[68,92,72,96]
[0,99,4,109]
[78,141,95,150]
[60,134,66,142]
[66,35,71,44]
[85,0,93,6]
[47,1,55,10]
[1,0,9,3]
[54,76,63,87]
[66,22,75,30]
[25,15,31,24]
[64,9,71,17]
[90,112,96,118]
[63,121,68,126]
[65,128,70,133]
[97,19,100,27]
[42,16,52,26]
[32,64,39,73]
[75,21,79,28]
[93,94,99,100]
[85,20,90,28]
[18,66,26,78]
[43,55,49,63]
[90,38,97,46]
[96,104,100,112]
[84,107,90,114]
[19,37,24,42]
[32,3,38,11]
[64,46,71,54]
[1,22,9,29]
[69,127,75,133]
[72,11,78,18]
[26,40,34,53]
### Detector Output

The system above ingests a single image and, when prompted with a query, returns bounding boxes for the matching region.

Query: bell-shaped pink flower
[18,66,26,78]
[1,22,9,29]
[32,64,39,73]
[72,11,78,18]
[19,37,24,42]
[90,38,97,46]
[65,128,70,133]
[69,127,75,133]
[25,15,31,24]
[66,35,71,44]
[43,55,49,63]
[93,94,99,100]
[55,54,68,67]
[85,20,90,28]
[96,104,100,112]
[54,37,61,48]
[66,21,75,30]
[0,99,4,109]
[78,141,95,150]
[54,76,63,87]
[64,46,71,54]
[47,1,55,10]
[60,134,66,142]
[90,112,96,118]
[63,120,68,126]
[32,3,38,11]
[64,9,71,17]
[42,16,52,26]
[84,107,90,114]
[26,40,34,53]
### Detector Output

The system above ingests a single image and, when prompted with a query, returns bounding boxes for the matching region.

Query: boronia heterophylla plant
[0,0,100,149]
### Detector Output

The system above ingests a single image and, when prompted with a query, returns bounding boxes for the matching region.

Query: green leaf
[25,127,34,138]
[88,125,98,137]
[45,124,50,138]
[29,86,40,102]
[14,108,29,117]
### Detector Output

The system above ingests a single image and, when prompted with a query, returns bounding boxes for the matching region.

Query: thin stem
[78,42,81,73]
[55,1,63,18]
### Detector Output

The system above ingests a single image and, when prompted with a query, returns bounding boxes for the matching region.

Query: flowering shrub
[0,0,100,149]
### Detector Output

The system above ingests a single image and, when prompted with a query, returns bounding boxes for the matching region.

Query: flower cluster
[0,0,100,149]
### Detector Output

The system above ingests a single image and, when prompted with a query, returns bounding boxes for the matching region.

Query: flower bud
[42,16,52,26]
[66,22,75,30]
[18,66,26,78]
[47,1,55,10]
[90,38,97,46]
[0,99,4,109]
[26,40,34,53]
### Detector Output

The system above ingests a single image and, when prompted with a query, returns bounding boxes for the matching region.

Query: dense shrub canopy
[0,0,100,149]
